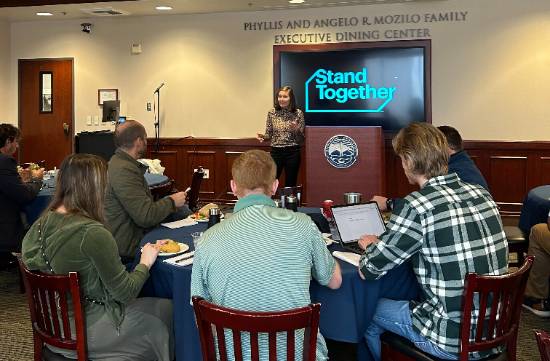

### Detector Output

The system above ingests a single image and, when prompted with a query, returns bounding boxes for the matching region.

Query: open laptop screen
[332,202,386,244]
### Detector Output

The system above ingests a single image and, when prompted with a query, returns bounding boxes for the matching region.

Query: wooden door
[18,59,73,168]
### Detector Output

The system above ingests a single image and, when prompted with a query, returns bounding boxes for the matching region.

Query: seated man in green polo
[191,149,342,360]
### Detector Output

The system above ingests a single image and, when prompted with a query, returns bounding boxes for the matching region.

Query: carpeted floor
[0,267,546,361]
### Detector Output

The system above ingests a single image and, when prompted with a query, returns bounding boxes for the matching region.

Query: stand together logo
[305,68,396,113]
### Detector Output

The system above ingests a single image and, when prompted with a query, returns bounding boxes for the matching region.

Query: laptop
[331,202,386,254]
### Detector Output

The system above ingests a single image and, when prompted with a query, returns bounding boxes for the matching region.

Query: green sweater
[22,211,150,327]
[105,149,175,257]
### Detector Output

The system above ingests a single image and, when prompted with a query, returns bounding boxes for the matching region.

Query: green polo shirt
[191,193,335,360]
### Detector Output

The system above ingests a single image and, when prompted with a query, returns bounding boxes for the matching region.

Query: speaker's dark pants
[270,145,301,187]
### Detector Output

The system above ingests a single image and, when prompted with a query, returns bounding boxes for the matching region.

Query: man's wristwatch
[386,198,394,211]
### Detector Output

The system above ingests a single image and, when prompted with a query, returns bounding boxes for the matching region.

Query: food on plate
[198,203,219,217]
[191,212,208,221]
[159,239,180,253]
[18,162,44,174]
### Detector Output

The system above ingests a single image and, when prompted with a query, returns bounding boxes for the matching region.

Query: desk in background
[519,185,550,234]
[137,209,419,361]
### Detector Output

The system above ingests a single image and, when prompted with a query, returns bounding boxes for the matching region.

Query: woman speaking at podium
[257,86,305,187]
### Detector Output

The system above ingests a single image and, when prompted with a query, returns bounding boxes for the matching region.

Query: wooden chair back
[534,330,550,361]
[188,167,205,211]
[459,256,534,361]
[17,258,87,361]
[192,296,320,361]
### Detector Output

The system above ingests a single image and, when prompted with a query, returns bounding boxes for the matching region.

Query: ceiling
[0,0,447,22]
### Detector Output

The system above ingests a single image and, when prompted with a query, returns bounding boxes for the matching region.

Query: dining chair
[17,257,88,361]
[503,225,528,268]
[192,296,321,361]
[534,329,550,361]
[381,256,534,361]
[187,167,205,211]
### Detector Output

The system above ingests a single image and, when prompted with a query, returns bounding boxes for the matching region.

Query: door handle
[63,122,69,135]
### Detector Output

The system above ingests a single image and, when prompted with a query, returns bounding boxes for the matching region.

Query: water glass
[191,231,203,249]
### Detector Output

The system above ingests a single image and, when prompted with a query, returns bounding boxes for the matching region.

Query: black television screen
[275,40,431,131]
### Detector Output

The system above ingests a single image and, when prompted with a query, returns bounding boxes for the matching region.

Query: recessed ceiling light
[155,6,173,11]
[289,0,305,4]
[36,12,53,16]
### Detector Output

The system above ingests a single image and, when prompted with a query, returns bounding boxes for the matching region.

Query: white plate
[158,242,190,256]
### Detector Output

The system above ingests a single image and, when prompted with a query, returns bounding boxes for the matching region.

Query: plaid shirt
[359,173,508,355]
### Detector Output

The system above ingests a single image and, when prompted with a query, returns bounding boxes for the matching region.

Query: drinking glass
[191,231,203,249]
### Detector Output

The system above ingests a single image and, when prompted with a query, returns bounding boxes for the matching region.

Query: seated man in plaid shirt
[358,122,508,360]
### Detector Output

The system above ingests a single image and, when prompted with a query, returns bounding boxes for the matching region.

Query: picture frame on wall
[98,89,118,105]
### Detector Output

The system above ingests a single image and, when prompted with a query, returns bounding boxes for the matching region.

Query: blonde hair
[392,122,449,179]
[231,150,276,195]
[48,154,108,223]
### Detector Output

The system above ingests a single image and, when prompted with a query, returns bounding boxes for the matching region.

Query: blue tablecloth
[518,185,550,234]
[24,177,56,225]
[23,173,169,226]
[136,210,419,361]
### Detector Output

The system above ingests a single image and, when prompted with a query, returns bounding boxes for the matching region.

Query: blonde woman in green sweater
[22,153,173,361]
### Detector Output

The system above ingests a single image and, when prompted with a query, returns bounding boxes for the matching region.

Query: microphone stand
[153,83,164,152]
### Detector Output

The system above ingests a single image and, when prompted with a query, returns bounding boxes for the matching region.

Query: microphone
[154,82,165,93]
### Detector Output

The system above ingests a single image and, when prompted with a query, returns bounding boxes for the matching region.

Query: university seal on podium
[324,135,358,169]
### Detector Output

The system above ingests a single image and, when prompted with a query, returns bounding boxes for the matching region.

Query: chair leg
[18,266,25,293]
[34,333,43,361]
[506,332,518,361]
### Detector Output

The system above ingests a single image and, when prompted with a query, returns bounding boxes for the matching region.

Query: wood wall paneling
[186,151,216,197]
[488,156,527,212]
[148,138,550,214]
[224,151,243,201]
[149,150,178,182]
[540,157,550,186]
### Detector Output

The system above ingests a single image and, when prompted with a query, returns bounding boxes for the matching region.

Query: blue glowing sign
[305,68,396,113]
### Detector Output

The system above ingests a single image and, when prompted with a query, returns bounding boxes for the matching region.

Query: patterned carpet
[0,267,546,361]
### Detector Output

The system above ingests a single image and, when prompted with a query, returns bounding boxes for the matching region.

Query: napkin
[332,251,361,267]
[164,251,195,267]
[161,218,198,229]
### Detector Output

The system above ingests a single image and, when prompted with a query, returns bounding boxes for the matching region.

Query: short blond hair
[392,122,449,179]
[231,150,276,195]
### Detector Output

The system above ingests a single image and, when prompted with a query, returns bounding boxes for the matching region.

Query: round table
[518,185,550,234]
[135,210,419,361]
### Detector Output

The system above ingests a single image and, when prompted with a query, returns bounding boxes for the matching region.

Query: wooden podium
[305,126,385,206]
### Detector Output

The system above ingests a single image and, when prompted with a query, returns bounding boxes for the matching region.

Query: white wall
[0,20,10,123]
[8,0,550,140]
